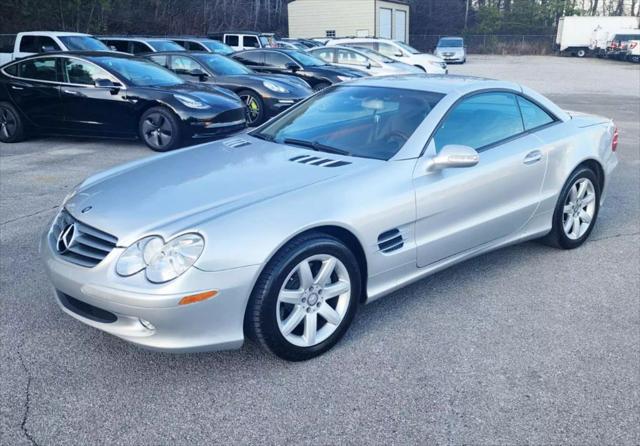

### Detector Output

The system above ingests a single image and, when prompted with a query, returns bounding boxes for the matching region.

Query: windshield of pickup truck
[59,36,109,51]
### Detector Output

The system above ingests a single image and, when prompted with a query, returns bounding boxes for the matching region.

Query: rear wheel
[139,107,181,152]
[576,48,587,58]
[238,90,265,126]
[542,167,600,249]
[0,102,26,143]
[246,233,361,361]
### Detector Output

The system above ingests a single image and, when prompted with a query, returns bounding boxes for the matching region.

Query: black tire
[139,106,181,152]
[312,82,331,92]
[0,102,26,143]
[576,49,587,58]
[238,89,266,126]
[541,167,601,249]
[245,233,361,361]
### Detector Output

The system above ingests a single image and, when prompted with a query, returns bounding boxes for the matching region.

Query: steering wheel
[384,130,410,148]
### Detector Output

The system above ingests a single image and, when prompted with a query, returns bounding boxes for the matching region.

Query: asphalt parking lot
[1,55,639,445]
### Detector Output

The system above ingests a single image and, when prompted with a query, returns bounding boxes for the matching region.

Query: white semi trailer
[555,16,639,57]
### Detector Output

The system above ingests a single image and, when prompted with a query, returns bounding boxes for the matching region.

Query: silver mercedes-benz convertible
[42,75,618,361]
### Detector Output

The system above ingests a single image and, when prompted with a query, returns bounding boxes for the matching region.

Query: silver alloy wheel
[562,177,596,240]
[276,254,351,348]
[142,113,173,148]
[0,107,17,139]
[240,94,261,124]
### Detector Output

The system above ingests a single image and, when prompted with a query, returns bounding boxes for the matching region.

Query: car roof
[20,31,92,37]
[20,50,135,59]
[148,51,212,56]
[99,36,176,41]
[346,74,521,95]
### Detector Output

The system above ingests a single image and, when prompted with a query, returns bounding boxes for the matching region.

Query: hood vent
[289,155,351,168]
[223,138,251,149]
[377,228,404,253]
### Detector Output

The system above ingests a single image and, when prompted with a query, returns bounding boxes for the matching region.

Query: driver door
[59,57,136,136]
[413,92,548,267]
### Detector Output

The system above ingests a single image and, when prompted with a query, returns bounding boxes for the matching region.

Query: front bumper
[41,230,260,352]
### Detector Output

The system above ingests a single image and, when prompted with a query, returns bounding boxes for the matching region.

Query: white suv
[327,38,447,74]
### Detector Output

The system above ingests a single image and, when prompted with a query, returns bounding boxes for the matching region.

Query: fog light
[138,318,155,331]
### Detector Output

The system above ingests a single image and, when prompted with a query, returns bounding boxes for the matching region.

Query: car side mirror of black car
[94,78,122,94]
[285,62,300,72]
[189,69,209,82]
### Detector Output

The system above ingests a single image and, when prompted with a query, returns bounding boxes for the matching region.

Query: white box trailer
[556,16,639,57]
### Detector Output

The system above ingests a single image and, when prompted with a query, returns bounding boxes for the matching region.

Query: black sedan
[146,52,313,126]
[232,49,369,92]
[0,52,247,151]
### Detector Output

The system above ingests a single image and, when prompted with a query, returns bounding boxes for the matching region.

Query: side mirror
[285,62,300,72]
[395,51,404,57]
[366,62,372,69]
[41,45,57,53]
[94,78,122,94]
[426,145,479,171]
[190,69,208,81]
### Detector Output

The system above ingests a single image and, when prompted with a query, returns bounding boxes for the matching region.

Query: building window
[326,30,336,38]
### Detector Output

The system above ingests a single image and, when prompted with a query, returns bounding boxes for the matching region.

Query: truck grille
[49,210,118,268]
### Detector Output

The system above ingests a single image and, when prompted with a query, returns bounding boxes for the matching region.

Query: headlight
[173,94,210,110]
[263,80,288,93]
[337,75,353,82]
[116,233,205,283]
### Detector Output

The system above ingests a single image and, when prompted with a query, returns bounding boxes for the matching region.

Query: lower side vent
[378,228,404,253]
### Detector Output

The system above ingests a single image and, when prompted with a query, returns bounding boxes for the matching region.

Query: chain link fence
[409,34,556,55]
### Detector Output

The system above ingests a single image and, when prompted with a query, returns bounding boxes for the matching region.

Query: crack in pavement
[17,349,38,446]
[0,206,58,227]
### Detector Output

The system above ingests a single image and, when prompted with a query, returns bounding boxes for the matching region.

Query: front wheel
[238,90,265,126]
[245,233,361,361]
[542,167,600,249]
[139,107,181,152]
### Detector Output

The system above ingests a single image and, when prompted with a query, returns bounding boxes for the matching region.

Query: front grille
[49,210,117,268]
[216,107,247,124]
[58,292,117,323]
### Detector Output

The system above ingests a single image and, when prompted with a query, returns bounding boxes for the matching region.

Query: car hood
[436,47,464,54]
[312,64,369,78]
[138,82,242,105]
[410,53,446,63]
[215,74,312,96]
[65,137,370,244]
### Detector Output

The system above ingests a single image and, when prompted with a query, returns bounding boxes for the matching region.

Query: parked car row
[605,32,640,62]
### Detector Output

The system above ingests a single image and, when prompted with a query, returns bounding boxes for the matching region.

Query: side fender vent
[223,138,251,149]
[289,155,351,167]
[377,228,404,253]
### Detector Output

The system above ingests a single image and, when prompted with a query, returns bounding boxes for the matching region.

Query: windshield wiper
[283,138,351,156]
[251,132,274,142]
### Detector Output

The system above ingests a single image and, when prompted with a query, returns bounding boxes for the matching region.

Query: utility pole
[465,0,470,30]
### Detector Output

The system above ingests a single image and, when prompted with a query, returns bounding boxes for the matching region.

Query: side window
[148,55,168,68]
[38,36,61,52]
[131,41,152,55]
[172,40,187,49]
[169,55,200,73]
[105,40,129,52]
[265,52,292,68]
[349,42,375,50]
[434,92,525,152]
[62,58,112,85]
[517,96,554,130]
[3,63,18,76]
[337,49,368,66]
[225,35,239,46]
[243,36,260,48]
[19,36,39,52]
[376,42,400,57]
[16,58,59,81]
[234,51,263,66]
[312,48,334,63]
[191,42,207,51]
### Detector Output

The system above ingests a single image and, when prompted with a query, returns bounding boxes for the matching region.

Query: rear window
[0,34,16,53]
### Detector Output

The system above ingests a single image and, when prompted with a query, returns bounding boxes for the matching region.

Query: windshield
[253,86,443,160]
[90,56,184,86]
[59,36,109,51]
[288,51,327,67]
[147,40,185,52]
[394,41,420,54]
[197,54,253,75]
[438,38,464,48]
[201,40,234,55]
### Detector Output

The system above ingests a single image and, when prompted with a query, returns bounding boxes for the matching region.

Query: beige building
[288,0,410,42]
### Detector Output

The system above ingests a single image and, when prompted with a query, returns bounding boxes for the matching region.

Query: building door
[379,8,392,39]
[394,10,407,42]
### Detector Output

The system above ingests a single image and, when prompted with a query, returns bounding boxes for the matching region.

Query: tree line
[1,0,638,37]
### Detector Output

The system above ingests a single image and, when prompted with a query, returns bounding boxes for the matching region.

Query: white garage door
[394,10,407,42]
[379,8,392,39]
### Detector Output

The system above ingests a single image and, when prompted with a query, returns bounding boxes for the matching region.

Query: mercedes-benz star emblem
[56,223,76,253]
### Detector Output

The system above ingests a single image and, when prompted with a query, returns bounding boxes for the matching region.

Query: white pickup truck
[0,31,109,65]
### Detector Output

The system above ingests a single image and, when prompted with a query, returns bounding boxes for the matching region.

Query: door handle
[523,150,543,165]
[10,85,24,90]
[63,89,81,96]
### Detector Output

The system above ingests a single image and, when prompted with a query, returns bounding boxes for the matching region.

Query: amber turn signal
[178,290,218,305]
